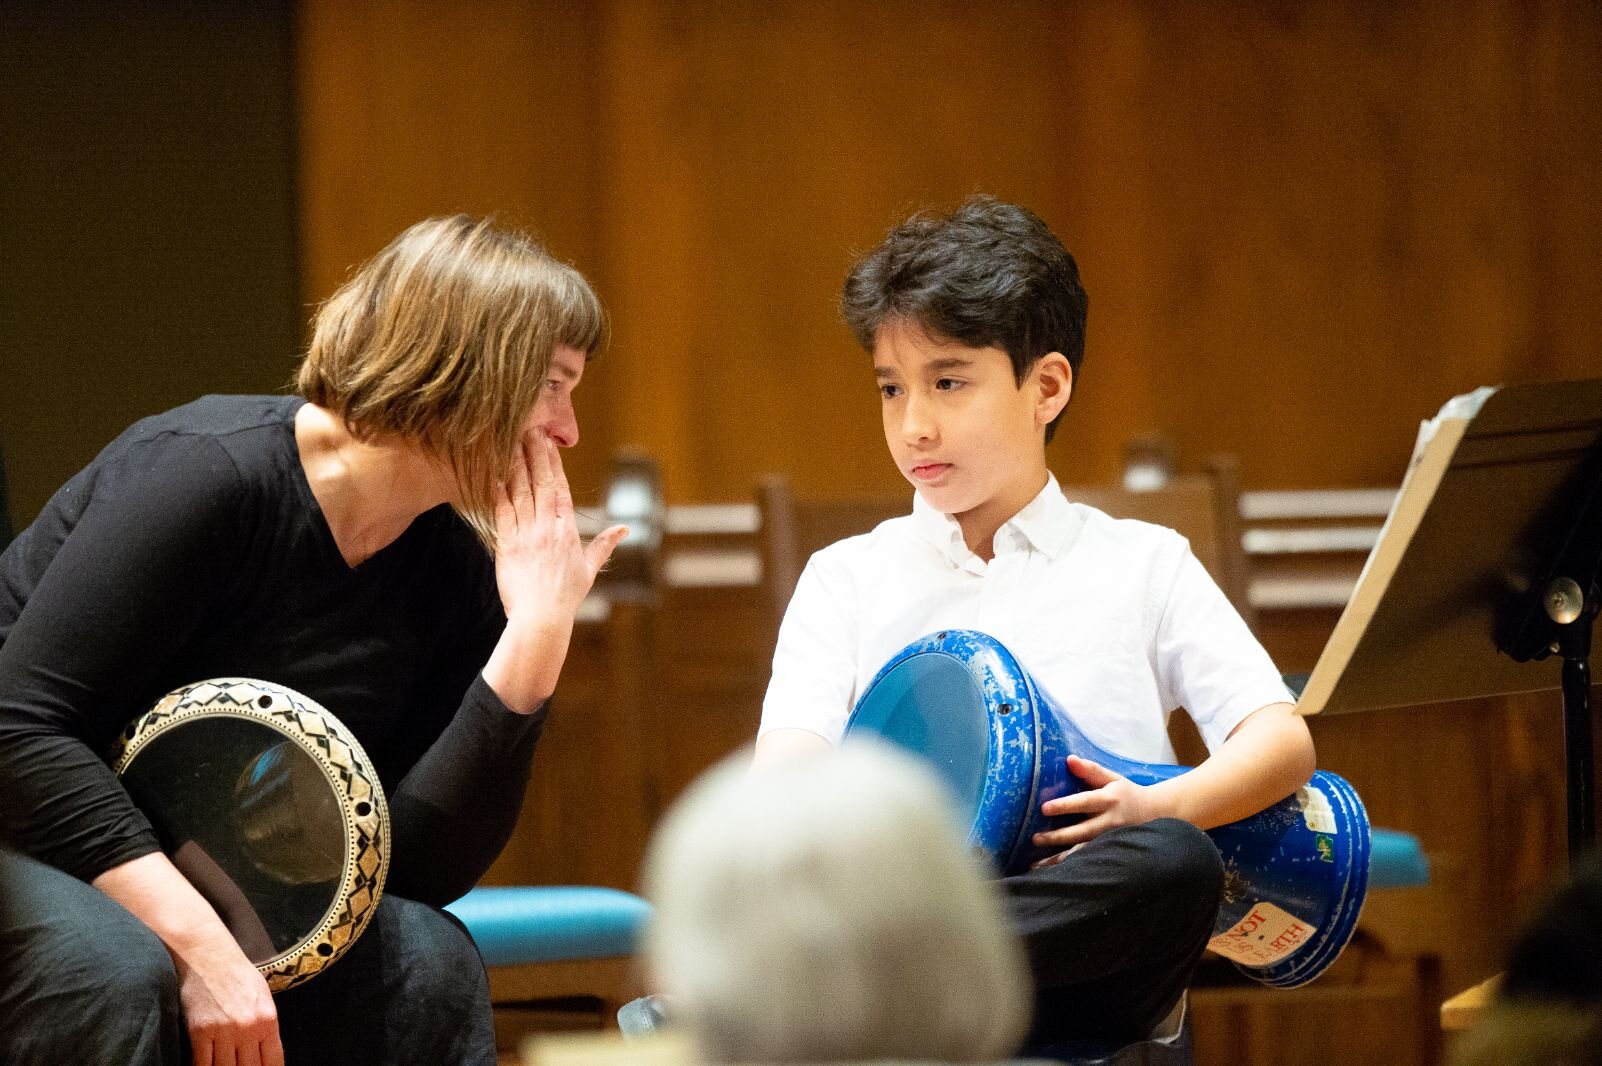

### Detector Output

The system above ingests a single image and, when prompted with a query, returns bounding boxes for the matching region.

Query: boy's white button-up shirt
[759,475,1293,763]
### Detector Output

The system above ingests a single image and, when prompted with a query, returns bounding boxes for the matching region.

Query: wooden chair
[755,464,1246,1062]
[756,453,1439,1064]
[758,454,1254,631]
[757,453,1253,767]
[444,886,649,1048]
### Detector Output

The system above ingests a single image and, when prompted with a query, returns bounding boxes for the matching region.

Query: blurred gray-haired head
[642,740,1029,1064]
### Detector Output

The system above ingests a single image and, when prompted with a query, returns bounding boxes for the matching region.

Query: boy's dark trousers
[1004,817,1224,1049]
[0,845,498,1066]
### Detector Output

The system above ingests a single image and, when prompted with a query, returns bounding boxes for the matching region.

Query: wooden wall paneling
[294,0,1602,507]
[1042,3,1167,490]
[1256,608,1348,680]
[1489,691,1573,915]
[646,582,770,810]
[485,602,658,890]
[1524,3,1602,385]
[295,0,604,296]
[594,0,1075,504]
[1190,958,1432,1066]
[294,0,618,496]
[1079,2,1602,491]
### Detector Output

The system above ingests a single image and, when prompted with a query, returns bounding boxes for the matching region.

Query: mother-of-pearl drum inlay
[111,679,389,992]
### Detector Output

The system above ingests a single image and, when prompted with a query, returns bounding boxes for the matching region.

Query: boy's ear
[1034,352,1073,427]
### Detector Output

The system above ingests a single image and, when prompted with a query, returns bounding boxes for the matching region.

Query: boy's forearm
[1148,703,1316,829]
[751,727,832,770]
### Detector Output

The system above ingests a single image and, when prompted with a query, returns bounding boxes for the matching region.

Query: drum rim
[1245,769,1372,987]
[110,677,391,992]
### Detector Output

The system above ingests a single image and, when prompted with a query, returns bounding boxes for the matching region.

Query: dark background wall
[0,2,299,526]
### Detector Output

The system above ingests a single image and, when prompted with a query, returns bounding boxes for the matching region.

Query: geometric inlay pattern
[110,678,390,993]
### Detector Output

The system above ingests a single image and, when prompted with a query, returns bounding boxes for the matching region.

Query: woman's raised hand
[495,429,626,622]
[483,429,627,713]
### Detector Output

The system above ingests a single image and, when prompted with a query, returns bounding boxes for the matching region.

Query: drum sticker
[1208,902,1318,967]
[1219,859,1250,906]
[1297,786,1337,834]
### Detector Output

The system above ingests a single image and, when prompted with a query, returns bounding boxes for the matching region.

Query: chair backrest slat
[757,458,1253,633]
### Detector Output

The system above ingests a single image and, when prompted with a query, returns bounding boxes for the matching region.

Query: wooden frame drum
[110,678,390,992]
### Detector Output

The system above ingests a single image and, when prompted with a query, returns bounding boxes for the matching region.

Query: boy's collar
[910,474,1084,566]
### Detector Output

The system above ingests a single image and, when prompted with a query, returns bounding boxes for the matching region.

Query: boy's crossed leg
[1004,817,1223,1047]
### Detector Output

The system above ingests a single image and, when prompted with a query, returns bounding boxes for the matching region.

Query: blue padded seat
[1368,828,1430,889]
[1281,675,1432,892]
[446,885,651,967]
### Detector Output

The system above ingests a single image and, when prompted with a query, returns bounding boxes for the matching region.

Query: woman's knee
[277,894,495,1065]
[379,895,491,1007]
[48,890,180,1023]
[0,852,181,1063]
[105,918,183,1006]
[376,896,496,1062]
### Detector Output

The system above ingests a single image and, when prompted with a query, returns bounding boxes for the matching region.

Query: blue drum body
[844,629,1370,989]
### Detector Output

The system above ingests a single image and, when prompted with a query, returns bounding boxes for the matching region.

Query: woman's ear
[1034,352,1073,428]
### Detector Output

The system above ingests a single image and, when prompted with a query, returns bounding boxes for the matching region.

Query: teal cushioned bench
[1368,828,1430,889]
[446,885,652,968]
[1281,675,1431,892]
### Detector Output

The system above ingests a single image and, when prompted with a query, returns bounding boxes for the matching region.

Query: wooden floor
[494,1007,609,1066]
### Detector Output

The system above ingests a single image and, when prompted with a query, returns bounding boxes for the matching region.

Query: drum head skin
[846,629,1039,872]
[111,679,389,992]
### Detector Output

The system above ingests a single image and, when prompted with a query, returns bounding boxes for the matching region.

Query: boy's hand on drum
[1028,755,1167,868]
[485,428,627,713]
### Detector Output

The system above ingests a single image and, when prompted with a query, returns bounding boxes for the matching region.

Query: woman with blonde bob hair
[642,742,1038,1065]
[0,215,625,1066]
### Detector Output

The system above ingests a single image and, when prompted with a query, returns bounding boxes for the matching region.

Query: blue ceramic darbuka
[843,629,1371,989]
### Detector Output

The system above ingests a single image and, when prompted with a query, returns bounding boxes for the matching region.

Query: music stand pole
[1507,455,1602,865]
[1548,576,1597,860]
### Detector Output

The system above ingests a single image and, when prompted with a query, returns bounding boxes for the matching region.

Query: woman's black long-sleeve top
[0,395,545,905]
